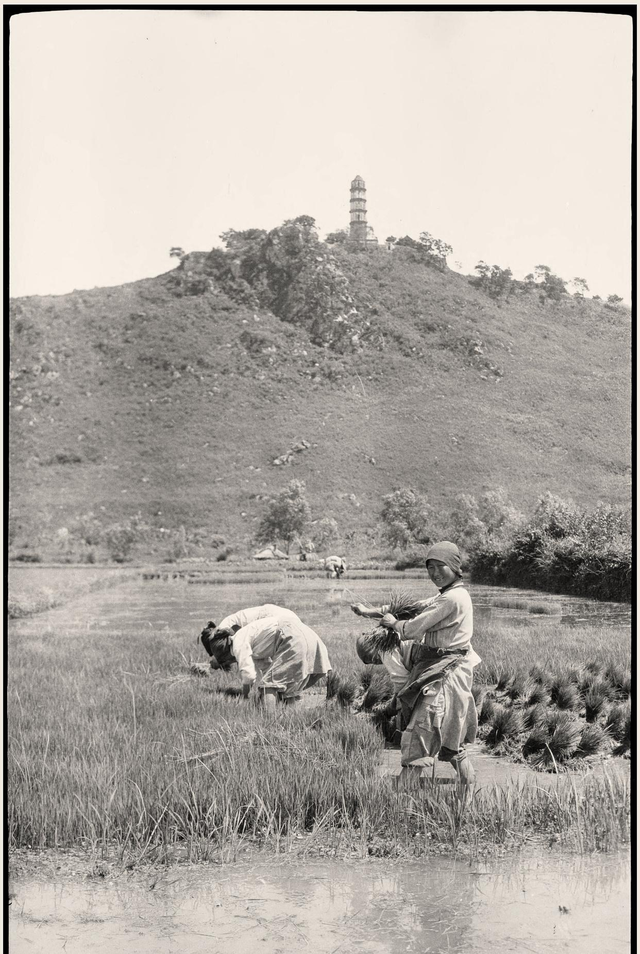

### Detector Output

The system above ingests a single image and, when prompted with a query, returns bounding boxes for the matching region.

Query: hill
[8,226,632,560]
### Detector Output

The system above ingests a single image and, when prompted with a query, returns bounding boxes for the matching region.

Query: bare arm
[351,603,388,619]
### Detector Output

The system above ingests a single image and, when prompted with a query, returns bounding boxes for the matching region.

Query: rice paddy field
[8,564,631,867]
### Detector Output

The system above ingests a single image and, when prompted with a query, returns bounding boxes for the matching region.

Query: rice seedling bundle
[583,684,609,723]
[575,723,612,758]
[531,714,582,768]
[477,696,499,726]
[361,671,394,711]
[507,672,534,701]
[522,726,549,757]
[526,682,551,707]
[363,590,426,656]
[495,669,516,693]
[325,671,342,701]
[528,664,551,687]
[606,666,632,699]
[522,702,548,731]
[486,706,524,746]
[336,679,358,708]
[551,678,581,711]
[606,701,631,748]
[584,660,604,676]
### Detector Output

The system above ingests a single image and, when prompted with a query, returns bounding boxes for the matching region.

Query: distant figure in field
[324,555,346,579]
[199,615,331,708]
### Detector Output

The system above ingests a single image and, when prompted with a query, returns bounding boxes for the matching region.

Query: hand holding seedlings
[380,613,397,629]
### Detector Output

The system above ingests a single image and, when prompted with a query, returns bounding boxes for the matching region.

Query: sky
[9,9,633,301]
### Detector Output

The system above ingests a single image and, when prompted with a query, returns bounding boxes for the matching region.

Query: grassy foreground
[7,575,631,864]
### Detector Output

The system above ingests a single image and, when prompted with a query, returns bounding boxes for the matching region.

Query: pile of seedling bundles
[475,660,631,770]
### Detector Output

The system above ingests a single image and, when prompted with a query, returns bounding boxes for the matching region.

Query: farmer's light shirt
[381,642,414,693]
[231,616,283,685]
[218,604,300,631]
[394,581,473,650]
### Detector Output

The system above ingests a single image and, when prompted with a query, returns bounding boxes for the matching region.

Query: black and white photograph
[7,7,633,953]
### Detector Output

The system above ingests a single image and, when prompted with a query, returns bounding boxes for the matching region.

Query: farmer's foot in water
[453,754,476,799]
[261,689,278,711]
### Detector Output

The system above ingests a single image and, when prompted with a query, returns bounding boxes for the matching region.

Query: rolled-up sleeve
[395,595,452,642]
[230,628,257,685]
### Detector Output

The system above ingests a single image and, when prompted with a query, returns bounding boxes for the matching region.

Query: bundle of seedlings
[582,683,610,723]
[605,664,632,700]
[361,589,426,656]
[360,670,395,711]
[575,723,613,759]
[325,671,358,709]
[528,712,582,770]
[485,706,524,753]
[550,677,581,711]
[606,700,631,753]
[522,702,549,731]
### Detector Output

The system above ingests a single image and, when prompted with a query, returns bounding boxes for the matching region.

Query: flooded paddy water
[10,852,631,954]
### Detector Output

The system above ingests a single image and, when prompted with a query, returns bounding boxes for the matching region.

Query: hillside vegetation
[9,218,631,562]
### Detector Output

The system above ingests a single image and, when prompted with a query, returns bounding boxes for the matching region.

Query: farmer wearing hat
[200,615,332,709]
[355,542,480,788]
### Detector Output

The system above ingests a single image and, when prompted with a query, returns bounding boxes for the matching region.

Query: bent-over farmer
[200,615,331,708]
[199,603,301,659]
[325,555,347,579]
[366,542,481,788]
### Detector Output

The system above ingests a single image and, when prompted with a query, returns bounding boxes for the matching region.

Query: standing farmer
[370,542,480,788]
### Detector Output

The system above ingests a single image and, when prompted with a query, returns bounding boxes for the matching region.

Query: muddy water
[10,853,630,954]
[8,568,631,638]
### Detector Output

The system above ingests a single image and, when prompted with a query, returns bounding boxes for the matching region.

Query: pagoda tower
[349,174,368,246]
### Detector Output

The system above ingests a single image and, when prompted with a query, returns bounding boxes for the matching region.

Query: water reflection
[10,852,630,954]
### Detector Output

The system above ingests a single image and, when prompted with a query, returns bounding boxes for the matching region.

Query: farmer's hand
[351,602,368,616]
[380,613,397,629]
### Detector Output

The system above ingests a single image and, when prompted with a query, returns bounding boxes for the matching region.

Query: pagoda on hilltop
[349,175,378,247]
